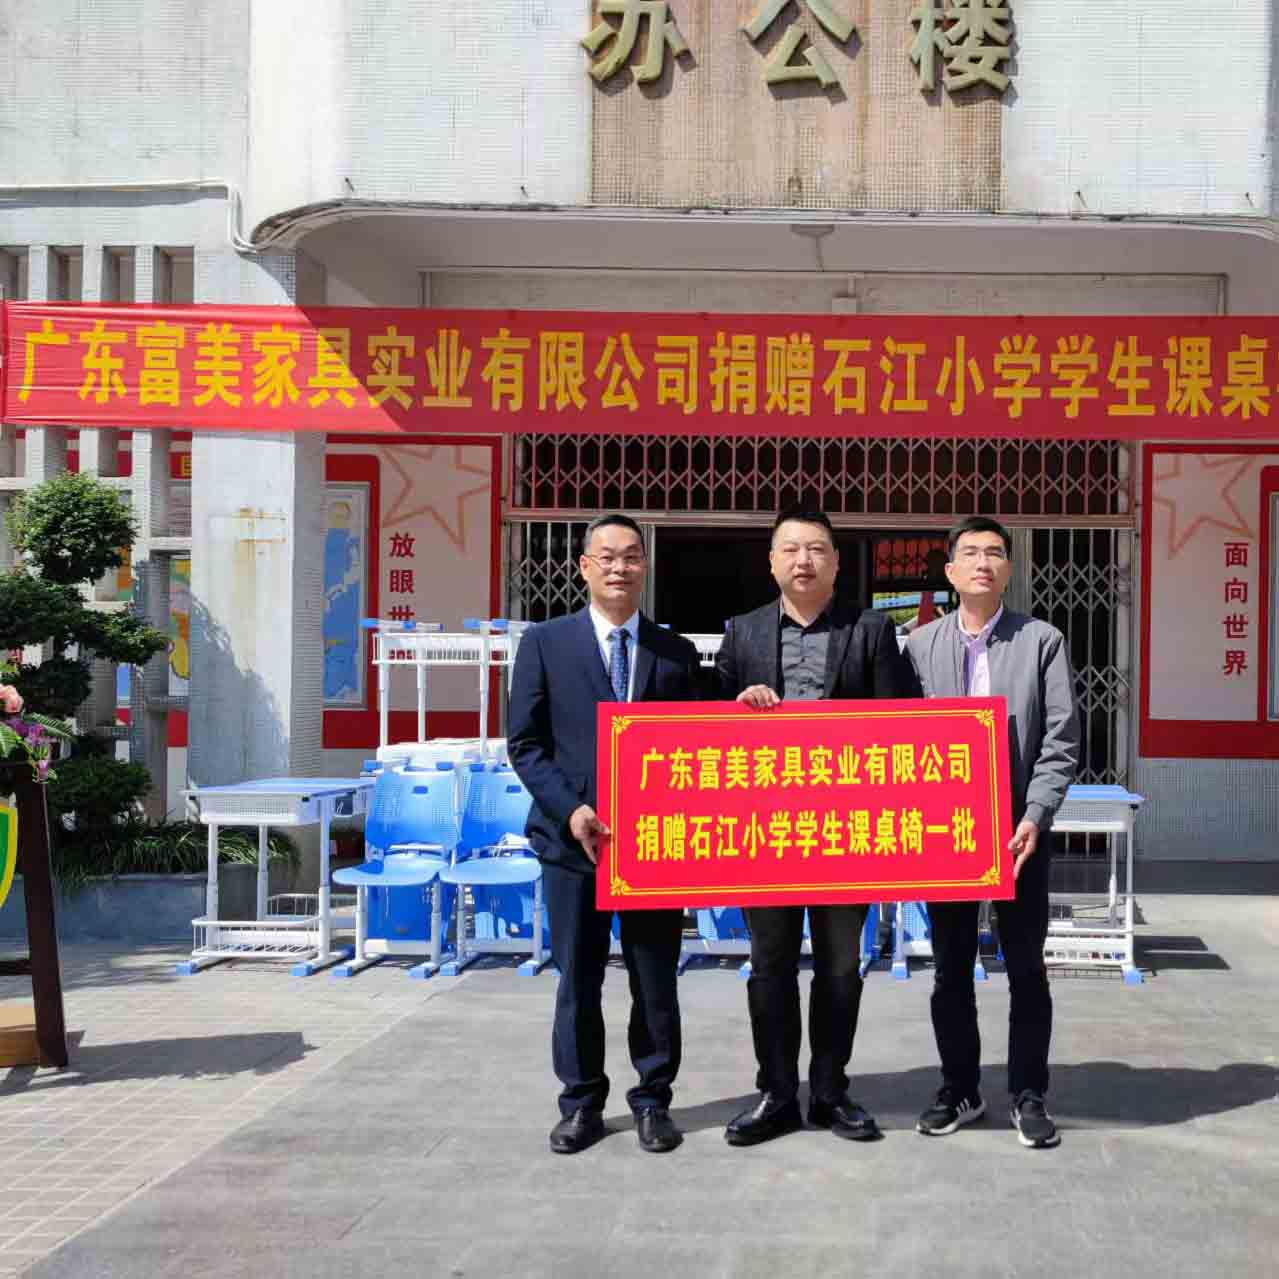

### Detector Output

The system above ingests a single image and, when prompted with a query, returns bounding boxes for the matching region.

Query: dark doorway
[652,527,871,635]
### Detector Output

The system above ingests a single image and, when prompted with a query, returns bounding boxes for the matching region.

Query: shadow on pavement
[1136,934,1231,972]
[0,1030,310,1095]
[672,1061,1276,1134]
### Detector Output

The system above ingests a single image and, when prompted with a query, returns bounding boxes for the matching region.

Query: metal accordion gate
[504,433,1135,883]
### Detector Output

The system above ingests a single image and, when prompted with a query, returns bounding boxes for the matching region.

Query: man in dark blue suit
[508,514,701,1155]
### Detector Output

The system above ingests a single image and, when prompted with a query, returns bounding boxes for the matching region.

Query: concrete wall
[4,1,1274,227]
[0,0,249,187]
[246,0,590,226]
[1003,0,1273,216]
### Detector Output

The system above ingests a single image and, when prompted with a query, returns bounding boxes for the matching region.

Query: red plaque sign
[596,698,1013,910]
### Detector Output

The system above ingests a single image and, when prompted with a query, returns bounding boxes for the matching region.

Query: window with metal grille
[510,435,1131,518]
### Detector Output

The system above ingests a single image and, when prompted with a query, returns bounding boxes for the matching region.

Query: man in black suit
[715,507,920,1146]
[508,513,701,1155]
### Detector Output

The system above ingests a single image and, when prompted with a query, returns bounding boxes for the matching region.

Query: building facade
[2,1,1277,874]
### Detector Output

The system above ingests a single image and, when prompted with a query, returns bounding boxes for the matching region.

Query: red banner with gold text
[596,698,1013,911]
[6,302,1279,438]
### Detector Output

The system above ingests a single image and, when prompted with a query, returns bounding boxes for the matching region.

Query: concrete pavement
[3,893,1276,1278]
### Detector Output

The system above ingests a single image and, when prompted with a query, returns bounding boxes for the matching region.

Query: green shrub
[1,469,168,791]
[5,470,136,585]
[47,756,152,832]
[51,821,301,894]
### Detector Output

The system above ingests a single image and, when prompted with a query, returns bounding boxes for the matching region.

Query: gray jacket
[906,609,1080,830]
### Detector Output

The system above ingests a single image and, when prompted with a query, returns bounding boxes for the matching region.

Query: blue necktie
[608,628,630,702]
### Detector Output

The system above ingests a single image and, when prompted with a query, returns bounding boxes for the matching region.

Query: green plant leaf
[28,713,74,740]
[0,722,23,759]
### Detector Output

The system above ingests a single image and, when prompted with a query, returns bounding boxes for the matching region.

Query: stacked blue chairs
[332,762,460,978]
[891,901,932,979]
[887,901,987,981]
[683,905,884,979]
[440,764,551,976]
[681,906,753,976]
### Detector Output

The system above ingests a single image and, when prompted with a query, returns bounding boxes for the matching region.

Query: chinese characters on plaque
[1222,539,1252,679]
[596,699,1014,910]
[581,0,1015,96]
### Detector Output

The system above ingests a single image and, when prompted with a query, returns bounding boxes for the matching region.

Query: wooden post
[12,772,68,1068]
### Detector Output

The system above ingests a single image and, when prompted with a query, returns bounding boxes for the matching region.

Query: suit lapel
[632,617,658,702]
[758,605,783,692]
[575,608,614,702]
[822,600,855,698]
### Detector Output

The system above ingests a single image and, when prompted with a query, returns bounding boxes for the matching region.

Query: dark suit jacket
[508,608,702,873]
[714,596,920,702]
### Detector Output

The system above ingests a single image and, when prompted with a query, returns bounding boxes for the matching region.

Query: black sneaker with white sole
[916,1086,986,1136]
[1010,1090,1060,1148]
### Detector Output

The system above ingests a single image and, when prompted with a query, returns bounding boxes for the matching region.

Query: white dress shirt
[588,606,639,701]
[958,606,1003,698]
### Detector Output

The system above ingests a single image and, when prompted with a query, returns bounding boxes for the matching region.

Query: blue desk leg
[892,907,910,980]
[333,953,388,978]
[291,946,354,977]
[175,955,234,976]
[517,879,552,975]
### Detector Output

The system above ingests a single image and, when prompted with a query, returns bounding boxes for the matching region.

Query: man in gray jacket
[906,516,1079,1149]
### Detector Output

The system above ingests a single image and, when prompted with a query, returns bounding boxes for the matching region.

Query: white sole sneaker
[916,1097,986,1136]
[1011,1107,1061,1148]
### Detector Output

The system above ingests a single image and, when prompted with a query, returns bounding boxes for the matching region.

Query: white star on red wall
[376,444,490,551]
[1150,453,1257,558]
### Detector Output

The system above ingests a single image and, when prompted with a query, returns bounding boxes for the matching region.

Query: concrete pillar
[0,427,15,570]
[125,250,176,816]
[128,428,174,818]
[26,246,49,302]
[184,248,323,902]
[24,428,67,483]
[187,431,325,785]
[77,430,119,477]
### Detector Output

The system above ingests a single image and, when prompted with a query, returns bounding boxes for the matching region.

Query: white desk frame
[177,778,375,977]
[1044,785,1144,984]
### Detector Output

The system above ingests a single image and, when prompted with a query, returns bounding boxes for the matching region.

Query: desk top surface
[1063,784,1144,807]
[190,777,376,799]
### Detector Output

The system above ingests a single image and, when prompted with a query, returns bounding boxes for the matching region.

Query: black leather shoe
[635,1107,682,1153]
[808,1094,882,1142]
[725,1093,803,1147]
[549,1108,606,1154]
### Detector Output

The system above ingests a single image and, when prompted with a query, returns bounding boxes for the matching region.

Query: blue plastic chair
[439,766,550,976]
[891,901,931,979]
[332,764,460,978]
[680,905,754,976]
[887,900,987,982]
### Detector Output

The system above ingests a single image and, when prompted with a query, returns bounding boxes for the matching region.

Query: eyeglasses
[583,553,647,572]
[954,546,1009,563]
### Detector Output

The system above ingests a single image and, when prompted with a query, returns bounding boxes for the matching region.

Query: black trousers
[542,860,684,1117]
[927,842,1053,1098]
[743,904,868,1104]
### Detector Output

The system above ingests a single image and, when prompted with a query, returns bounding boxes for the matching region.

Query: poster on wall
[324,439,498,749]
[323,485,368,707]
[169,558,190,699]
[1141,445,1279,758]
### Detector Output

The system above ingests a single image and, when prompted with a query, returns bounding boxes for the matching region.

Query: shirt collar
[957,605,1003,643]
[779,598,835,628]
[589,606,639,645]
